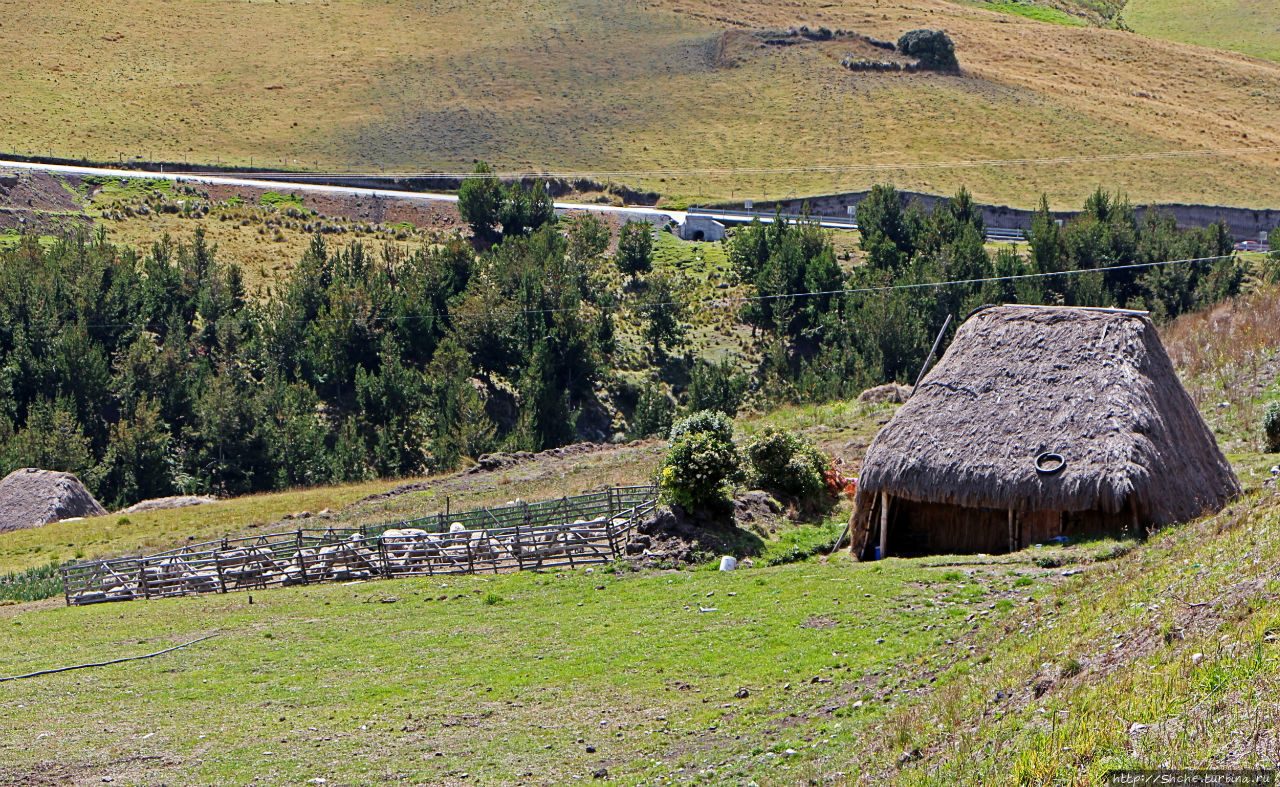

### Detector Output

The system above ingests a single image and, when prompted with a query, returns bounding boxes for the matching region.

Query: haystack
[849,305,1240,558]
[0,468,107,532]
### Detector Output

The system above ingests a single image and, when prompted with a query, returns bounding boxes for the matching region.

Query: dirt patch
[0,754,178,786]
[196,182,464,233]
[0,468,107,532]
[626,503,766,566]
[353,442,631,507]
[0,170,90,233]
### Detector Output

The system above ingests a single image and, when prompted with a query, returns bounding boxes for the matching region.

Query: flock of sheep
[68,515,631,605]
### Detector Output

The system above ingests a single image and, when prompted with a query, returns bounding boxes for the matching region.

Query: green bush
[745,428,828,500]
[897,28,959,71]
[1264,400,1280,452]
[629,382,675,440]
[659,411,743,514]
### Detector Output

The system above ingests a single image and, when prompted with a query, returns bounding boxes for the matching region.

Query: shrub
[686,358,748,416]
[659,411,744,514]
[1265,400,1280,452]
[896,28,958,71]
[629,382,675,440]
[745,428,828,500]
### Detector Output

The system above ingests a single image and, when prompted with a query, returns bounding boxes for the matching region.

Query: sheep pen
[61,486,658,606]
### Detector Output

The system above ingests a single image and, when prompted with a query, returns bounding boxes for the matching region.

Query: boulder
[857,383,912,404]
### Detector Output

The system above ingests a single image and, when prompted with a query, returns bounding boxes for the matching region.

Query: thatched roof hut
[849,305,1240,559]
[0,468,107,532]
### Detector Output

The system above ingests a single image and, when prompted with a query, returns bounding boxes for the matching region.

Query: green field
[961,1,1090,26]
[2,496,1276,783]
[0,534,1150,784]
[1124,0,1280,63]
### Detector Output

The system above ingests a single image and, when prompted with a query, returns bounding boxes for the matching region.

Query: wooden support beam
[879,491,890,559]
[1008,509,1015,553]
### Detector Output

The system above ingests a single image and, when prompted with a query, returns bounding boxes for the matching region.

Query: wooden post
[377,535,392,578]
[214,552,228,594]
[61,567,72,607]
[1007,509,1016,553]
[879,491,890,559]
[138,560,152,600]
[295,530,309,585]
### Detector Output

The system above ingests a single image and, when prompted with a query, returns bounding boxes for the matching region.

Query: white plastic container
[719,556,737,572]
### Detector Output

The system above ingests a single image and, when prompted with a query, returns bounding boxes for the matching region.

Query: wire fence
[61,485,658,606]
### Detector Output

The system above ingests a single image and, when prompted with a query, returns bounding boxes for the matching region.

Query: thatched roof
[0,468,107,532]
[851,305,1239,547]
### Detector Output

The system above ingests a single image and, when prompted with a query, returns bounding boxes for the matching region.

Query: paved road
[0,159,688,226]
[689,206,1029,242]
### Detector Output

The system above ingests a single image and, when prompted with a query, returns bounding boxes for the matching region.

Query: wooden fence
[61,485,658,606]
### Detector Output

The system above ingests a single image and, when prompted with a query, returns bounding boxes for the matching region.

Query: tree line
[0,177,1247,509]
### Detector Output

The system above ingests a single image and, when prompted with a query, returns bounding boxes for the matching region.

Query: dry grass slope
[3,0,1280,207]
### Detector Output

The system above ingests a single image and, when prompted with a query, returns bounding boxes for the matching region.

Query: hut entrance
[887,500,1013,556]
[879,498,1137,557]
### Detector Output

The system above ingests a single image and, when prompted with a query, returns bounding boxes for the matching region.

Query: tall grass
[1161,285,1280,443]
[0,561,65,603]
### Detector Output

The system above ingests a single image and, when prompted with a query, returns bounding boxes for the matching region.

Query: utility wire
[0,251,1252,332]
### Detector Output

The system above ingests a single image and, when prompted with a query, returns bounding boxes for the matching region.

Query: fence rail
[61,485,658,606]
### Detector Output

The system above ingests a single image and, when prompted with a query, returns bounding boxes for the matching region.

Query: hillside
[4,0,1280,208]
[1124,0,1280,64]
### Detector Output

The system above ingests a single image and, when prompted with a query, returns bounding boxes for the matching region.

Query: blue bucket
[874,546,883,560]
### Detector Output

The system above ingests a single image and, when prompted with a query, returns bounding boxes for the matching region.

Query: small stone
[585,746,596,753]
[783,748,798,756]
[735,687,750,699]
[592,768,609,779]
[1192,652,1204,666]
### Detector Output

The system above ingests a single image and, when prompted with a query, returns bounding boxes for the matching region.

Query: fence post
[377,535,392,578]
[61,567,72,607]
[214,551,228,594]
[138,560,152,600]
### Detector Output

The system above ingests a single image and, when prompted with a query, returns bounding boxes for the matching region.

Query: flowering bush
[659,411,743,514]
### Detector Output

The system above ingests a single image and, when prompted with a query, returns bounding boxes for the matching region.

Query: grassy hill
[1124,0,1280,64]
[4,0,1280,208]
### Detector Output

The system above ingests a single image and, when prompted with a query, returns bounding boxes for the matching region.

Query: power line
[1,251,1250,332]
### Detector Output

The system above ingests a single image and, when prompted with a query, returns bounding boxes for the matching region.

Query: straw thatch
[0,468,108,532]
[850,305,1240,558]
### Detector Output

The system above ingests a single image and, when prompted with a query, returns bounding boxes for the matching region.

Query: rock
[117,495,217,514]
[857,383,912,404]
[1191,652,1204,666]
[1032,677,1054,698]
[735,687,750,698]
[585,746,596,753]
[592,768,609,779]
